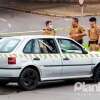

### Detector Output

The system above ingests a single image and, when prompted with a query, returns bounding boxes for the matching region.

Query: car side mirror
[82,49,88,54]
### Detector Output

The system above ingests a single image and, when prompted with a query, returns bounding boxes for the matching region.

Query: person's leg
[95,44,99,51]
[89,43,96,51]
[91,44,98,51]
[92,44,96,51]
[89,44,93,51]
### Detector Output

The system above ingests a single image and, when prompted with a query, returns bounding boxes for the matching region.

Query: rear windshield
[0,38,20,53]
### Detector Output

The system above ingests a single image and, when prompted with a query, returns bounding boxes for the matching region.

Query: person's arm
[43,29,50,35]
[70,27,86,41]
[78,26,86,37]
[69,32,76,38]
[42,29,46,35]
[97,27,100,44]
[87,29,90,37]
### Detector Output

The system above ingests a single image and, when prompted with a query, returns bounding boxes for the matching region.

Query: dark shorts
[77,40,83,45]
[89,40,98,46]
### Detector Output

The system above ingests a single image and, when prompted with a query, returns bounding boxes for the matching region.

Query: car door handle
[63,57,70,60]
[33,57,40,60]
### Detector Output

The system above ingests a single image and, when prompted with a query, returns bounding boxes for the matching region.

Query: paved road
[0,8,71,34]
[0,80,100,100]
[0,8,100,35]
[1,8,100,42]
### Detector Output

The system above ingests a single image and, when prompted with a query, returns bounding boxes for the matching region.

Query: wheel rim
[21,69,37,87]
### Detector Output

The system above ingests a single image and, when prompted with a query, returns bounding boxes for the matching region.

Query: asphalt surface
[0,8,100,99]
[0,80,100,100]
[1,7,100,42]
[0,7,70,34]
[0,7,100,35]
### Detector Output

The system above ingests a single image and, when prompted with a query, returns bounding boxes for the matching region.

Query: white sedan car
[0,35,99,90]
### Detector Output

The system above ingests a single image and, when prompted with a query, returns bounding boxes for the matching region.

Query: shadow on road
[0,79,94,95]
[0,84,21,95]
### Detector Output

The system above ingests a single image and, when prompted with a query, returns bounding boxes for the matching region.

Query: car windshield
[0,38,20,53]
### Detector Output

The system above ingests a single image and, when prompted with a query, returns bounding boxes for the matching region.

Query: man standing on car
[88,17,100,51]
[43,20,56,36]
[69,17,86,44]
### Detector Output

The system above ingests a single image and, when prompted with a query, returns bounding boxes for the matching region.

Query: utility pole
[79,0,85,16]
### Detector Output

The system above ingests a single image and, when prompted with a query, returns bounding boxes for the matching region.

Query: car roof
[5,35,70,40]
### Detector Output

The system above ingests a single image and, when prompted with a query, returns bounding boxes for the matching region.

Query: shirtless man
[88,17,100,51]
[43,20,56,36]
[69,17,86,44]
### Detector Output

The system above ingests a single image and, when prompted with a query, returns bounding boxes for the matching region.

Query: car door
[36,38,62,80]
[57,38,93,77]
[23,38,62,80]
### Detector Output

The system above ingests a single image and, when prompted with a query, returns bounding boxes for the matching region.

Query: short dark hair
[45,20,52,26]
[89,17,96,22]
[72,17,79,23]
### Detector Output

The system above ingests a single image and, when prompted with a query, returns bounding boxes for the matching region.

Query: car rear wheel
[18,68,39,91]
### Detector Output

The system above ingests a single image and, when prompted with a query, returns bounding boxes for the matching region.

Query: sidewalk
[0,1,100,17]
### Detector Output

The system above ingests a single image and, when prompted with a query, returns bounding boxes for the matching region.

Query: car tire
[18,68,39,91]
[94,66,100,82]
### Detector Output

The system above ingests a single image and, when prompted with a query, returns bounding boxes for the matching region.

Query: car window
[23,40,33,53]
[58,39,83,54]
[38,39,59,54]
[23,39,40,54]
[0,38,20,53]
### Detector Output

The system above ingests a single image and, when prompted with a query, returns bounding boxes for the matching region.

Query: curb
[0,6,100,18]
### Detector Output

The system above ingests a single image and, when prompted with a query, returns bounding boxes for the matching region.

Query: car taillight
[8,57,16,64]
[8,54,16,64]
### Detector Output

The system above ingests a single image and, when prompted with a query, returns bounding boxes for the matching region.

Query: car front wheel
[94,66,100,82]
[18,68,39,91]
